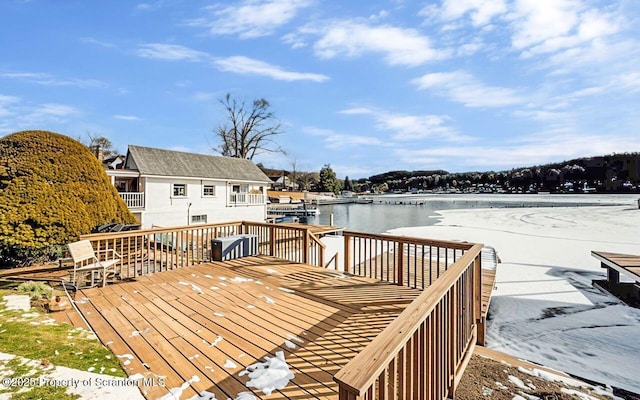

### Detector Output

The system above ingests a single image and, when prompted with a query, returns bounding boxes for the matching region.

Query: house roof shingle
[127,145,270,182]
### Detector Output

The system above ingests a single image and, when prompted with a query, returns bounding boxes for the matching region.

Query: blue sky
[1,0,639,178]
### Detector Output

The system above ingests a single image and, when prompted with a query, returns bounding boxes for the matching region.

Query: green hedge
[0,130,137,267]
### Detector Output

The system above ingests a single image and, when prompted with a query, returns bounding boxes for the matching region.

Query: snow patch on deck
[239,351,294,396]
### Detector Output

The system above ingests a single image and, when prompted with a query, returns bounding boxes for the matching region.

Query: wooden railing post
[317,234,324,268]
[397,241,404,286]
[474,255,482,321]
[474,254,485,346]
[269,225,276,257]
[303,229,310,264]
[343,233,351,274]
[448,282,458,398]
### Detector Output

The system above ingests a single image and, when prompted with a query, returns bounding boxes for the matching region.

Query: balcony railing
[118,192,144,209]
[229,192,265,205]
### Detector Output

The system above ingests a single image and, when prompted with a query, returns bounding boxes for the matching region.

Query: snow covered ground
[388,194,640,394]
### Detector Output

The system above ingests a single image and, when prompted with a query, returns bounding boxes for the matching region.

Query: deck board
[74,256,424,399]
[481,269,497,318]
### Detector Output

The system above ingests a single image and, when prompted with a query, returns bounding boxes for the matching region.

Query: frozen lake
[383,194,640,394]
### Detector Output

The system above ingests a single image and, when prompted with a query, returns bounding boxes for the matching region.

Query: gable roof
[126,145,270,183]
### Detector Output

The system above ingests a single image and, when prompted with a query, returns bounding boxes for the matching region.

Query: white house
[106,145,270,228]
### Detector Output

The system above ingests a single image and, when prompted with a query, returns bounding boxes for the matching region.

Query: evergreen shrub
[0,130,137,267]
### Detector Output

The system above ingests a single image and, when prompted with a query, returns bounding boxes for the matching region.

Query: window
[232,184,249,193]
[203,185,215,197]
[172,183,186,197]
[191,214,207,224]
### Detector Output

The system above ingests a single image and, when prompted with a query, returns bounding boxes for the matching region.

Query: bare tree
[213,93,285,160]
[82,132,119,158]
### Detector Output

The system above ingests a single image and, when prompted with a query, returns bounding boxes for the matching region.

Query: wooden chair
[68,240,121,288]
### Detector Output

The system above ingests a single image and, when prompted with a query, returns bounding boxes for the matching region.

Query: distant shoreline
[309,193,639,233]
[369,191,637,205]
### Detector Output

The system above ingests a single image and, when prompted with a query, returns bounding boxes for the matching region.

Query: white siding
[137,177,266,228]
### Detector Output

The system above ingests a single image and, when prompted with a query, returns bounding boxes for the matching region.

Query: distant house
[106,145,270,228]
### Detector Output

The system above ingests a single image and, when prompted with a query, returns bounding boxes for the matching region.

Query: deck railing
[336,232,483,400]
[118,192,145,209]
[343,231,473,289]
[79,221,324,280]
[242,221,324,267]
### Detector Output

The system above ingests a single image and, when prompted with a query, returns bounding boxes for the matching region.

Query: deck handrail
[83,221,245,240]
[343,231,474,290]
[334,243,483,399]
[80,221,324,280]
[241,221,323,266]
[344,231,474,250]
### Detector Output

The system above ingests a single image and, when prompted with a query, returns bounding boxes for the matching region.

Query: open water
[304,193,635,233]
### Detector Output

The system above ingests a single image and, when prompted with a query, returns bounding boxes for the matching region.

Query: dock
[591,250,640,307]
[266,204,319,217]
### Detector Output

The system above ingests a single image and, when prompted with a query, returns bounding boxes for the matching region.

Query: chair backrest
[68,240,96,264]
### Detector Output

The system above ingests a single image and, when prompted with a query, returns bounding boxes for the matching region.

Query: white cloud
[508,0,580,51]
[214,56,329,82]
[0,100,81,134]
[191,0,313,39]
[0,71,106,89]
[304,126,385,149]
[114,115,141,121]
[136,43,327,82]
[30,103,79,118]
[79,37,116,48]
[424,0,626,73]
[412,70,524,107]
[295,20,448,66]
[136,3,152,11]
[456,40,484,56]
[134,1,168,12]
[397,132,640,169]
[507,0,622,60]
[323,133,382,149]
[0,94,20,118]
[192,92,217,102]
[340,106,470,142]
[614,72,640,94]
[422,0,508,27]
[543,36,639,77]
[137,43,211,62]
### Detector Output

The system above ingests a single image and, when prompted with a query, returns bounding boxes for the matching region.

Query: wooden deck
[592,251,640,281]
[71,255,424,399]
[591,250,640,307]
